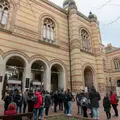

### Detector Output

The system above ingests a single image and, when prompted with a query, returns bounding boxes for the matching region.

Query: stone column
[23,64,31,92]
[0,57,5,100]
[44,67,51,92]
[68,4,82,92]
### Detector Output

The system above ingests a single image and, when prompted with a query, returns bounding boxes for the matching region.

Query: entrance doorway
[84,67,94,91]
[31,60,46,91]
[2,56,25,98]
[51,64,64,92]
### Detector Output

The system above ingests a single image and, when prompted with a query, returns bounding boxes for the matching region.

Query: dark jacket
[103,96,111,112]
[63,93,69,106]
[89,88,101,108]
[53,93,58,104]
[14,94,23,106]
[44,94,51,108]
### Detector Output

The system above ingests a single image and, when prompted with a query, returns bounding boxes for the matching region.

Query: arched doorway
[84,67,94,91]
[2,56,25,98]
[51,64,64,92]
[117,80,120,87]
[31,60,46,92]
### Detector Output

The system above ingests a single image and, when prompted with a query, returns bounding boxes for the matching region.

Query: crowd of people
[76,87,119,120]
[3,86,119,120]
[3,88,74,120]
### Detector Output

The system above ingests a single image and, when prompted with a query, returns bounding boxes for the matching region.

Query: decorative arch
[0,48,4,57]
[82,63,97,90]
[38,13,59,45]
[3,50,29,65]
[29,55,49,68]
[50,59,67,71]
[50,59,67,91]
[79,27,93,53]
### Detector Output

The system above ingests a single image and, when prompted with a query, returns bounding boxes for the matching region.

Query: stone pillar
[0,57,5,100]
[44,67,51,92]
[23,64,31,92]
[90,16,105,93]
[68,3,83,92]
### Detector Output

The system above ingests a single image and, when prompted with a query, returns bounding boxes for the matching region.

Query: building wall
[0,0,111,99]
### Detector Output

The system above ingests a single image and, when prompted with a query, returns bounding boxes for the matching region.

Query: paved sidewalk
[0,101,120,120]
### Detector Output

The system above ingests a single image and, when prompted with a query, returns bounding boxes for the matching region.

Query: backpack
[32,95,38,104]
[116,96,119,103]
[80,96,89,107]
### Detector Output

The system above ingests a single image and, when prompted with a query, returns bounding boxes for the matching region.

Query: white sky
[50,0,120,47]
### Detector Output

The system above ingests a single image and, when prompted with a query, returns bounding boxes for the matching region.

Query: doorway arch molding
[50,59,67,91]
[82,63,97,89]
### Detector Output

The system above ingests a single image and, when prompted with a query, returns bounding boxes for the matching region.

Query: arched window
[0,0,10,27]
[43,18,55,44]
[114,58,120,71]
[81,29,92,52]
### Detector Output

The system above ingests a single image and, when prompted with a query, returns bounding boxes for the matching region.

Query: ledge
[38,40,60,48]
[80,49,94,56]
[0,28,12,34]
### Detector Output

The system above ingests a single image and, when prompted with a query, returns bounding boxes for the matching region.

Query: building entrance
[84,67,93,91]
[2,56,25,98]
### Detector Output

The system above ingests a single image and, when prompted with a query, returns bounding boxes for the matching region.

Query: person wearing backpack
[33,90,42,120]
[80,92,89,117]
[89,86,101,120]
[110,91,119,117]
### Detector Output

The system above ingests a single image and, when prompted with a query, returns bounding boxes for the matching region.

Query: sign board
[116,87,120,97]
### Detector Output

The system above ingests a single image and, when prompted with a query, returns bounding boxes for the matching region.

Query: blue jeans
[34,108,39,120]
[68,101,72,114]
[92,107,99,118]
[17,105,22,113]
[39,106,44,118]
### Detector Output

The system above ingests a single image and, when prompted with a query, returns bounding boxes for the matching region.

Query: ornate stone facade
[0,0,119,99]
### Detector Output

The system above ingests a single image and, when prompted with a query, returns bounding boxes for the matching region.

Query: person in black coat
[14,90,23,113]
[103,94,111,120]
[63,91,69,115]
[53,91,58,112]
[27,90,34,112]
[44,91,51,116]
[89,86,101,119]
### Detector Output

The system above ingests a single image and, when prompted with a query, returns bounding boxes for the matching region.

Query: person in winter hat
[4,103,17,120]
[110,91,119,117]
[33,90,42,120]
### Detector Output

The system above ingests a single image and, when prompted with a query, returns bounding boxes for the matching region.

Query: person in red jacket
[33,91,42,120]
[4,103,17,120]
[110,91,119,117]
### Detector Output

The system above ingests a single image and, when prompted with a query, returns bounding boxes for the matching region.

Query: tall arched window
[81,29,92,52]
[0,0,10,27]
[114,58,120,71]
[43,18,55,44]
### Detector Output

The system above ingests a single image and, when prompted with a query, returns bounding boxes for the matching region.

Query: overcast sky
[50,0,120,47]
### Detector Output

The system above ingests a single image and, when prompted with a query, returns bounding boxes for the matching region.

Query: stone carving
[14,27,38,40]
